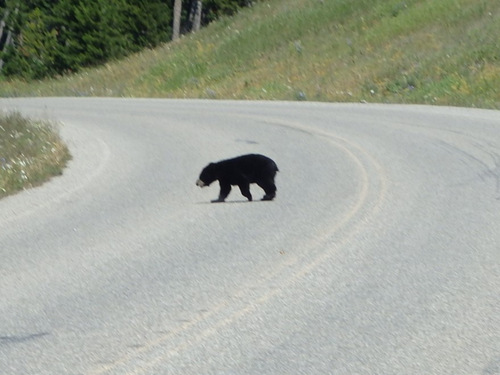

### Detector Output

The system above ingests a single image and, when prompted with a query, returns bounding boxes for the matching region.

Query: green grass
[0,111,71,199]
[0,0,498,108]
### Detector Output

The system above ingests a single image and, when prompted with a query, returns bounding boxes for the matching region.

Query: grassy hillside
[1,0,499,108]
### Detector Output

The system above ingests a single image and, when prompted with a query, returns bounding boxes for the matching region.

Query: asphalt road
[1,98,499,375]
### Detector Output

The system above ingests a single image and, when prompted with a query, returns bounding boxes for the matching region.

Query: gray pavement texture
[0,98,499,375]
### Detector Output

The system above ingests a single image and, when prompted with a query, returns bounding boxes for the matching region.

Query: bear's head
[196,163,217,187]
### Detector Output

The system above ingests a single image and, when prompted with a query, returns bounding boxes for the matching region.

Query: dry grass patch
[0,111,71,199]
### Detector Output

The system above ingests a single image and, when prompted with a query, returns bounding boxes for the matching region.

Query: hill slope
[1,0,499,108]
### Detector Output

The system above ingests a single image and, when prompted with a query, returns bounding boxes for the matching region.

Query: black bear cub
[196,154,278,203]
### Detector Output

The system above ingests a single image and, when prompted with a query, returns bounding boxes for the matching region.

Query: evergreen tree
[1,0,254,78]
[203,0,251,24]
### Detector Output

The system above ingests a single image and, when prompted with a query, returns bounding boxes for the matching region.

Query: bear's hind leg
[258,180,276,201]
[238,183,252,201]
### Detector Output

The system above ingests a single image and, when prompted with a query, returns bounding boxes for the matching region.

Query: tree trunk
[172,0,182,41]
[0,11,9,39]
[192,0,202,33]
[0,10,11,72]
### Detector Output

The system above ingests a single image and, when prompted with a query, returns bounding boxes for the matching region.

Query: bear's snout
[196,179,206,187]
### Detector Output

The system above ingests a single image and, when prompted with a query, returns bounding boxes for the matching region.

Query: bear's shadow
[196,199,269,205]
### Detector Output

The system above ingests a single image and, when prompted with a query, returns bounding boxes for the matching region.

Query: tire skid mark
[88,117,388,375]
[385,119,500,199]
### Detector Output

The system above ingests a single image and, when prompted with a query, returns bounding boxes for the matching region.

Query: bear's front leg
[212,181,231,203]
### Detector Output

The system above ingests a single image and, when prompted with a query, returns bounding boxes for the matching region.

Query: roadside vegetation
[0,0,252,80]
[0,0,498,108]
[0,111,71,199]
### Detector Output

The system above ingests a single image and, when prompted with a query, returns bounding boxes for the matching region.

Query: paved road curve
[1,98,499,374]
